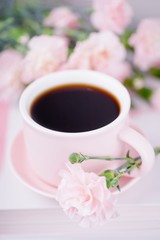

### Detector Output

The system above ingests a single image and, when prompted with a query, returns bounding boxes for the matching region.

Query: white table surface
[0,101,160,239]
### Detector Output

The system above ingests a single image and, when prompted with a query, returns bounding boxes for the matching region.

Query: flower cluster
[56,163,116,228]
[56,150,135,228]
[56,147,159,227]
[0,0,160,108]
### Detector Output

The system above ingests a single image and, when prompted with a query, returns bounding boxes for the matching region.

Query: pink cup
[19,70,155,187]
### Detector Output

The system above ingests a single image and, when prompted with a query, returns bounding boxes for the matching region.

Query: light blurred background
[0,0,160,24]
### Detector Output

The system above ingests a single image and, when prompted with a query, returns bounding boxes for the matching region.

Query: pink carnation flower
[150,88,160,112]
[129,18,160,71]
[43,7,79,30]
[64,31,130,82]
[56,163,116,227]
[0,49,23,101]
[21,35,68,84]
[91,0,133,34]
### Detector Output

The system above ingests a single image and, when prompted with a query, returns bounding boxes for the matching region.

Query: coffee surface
[30,84,120,133]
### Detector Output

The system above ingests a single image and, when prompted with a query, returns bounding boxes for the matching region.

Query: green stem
[69,152,138,164]
[70,146,159,164]
[101,159,142,190]
[69,146,160,191]
[84,156,133,161]
[115,162,128,172]
[121,160,141,174]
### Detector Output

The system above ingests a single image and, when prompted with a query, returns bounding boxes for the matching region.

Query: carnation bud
[69,153,81,163]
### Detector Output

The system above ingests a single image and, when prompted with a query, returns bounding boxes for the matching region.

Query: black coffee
[30,84,120,133]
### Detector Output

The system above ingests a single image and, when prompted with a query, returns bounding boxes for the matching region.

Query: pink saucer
[10,131,57,199]
[10,130,141,198]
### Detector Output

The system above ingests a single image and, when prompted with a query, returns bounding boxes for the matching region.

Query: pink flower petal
[129,18,160,71]
[56,163,117,227]
[91,0,133,34]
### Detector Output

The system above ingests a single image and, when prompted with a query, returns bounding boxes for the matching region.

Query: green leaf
[101,169,115,179]
[124,78,135,88]
[15,43,28,55]
[66,29,90,42]
[110,178,119,188]
[154,147,160,156]
[106,179,111,189]
[0,18,14,32]
[149,68,160,78]
[120,29,134,51]
[68,47,74,56]
[42,27,53,35]
[9,27,26,39]
[137,87,153,101]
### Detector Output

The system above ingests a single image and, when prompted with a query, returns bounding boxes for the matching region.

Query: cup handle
[119,126,155,177]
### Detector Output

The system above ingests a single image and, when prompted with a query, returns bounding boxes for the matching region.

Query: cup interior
[19,70,131,135]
